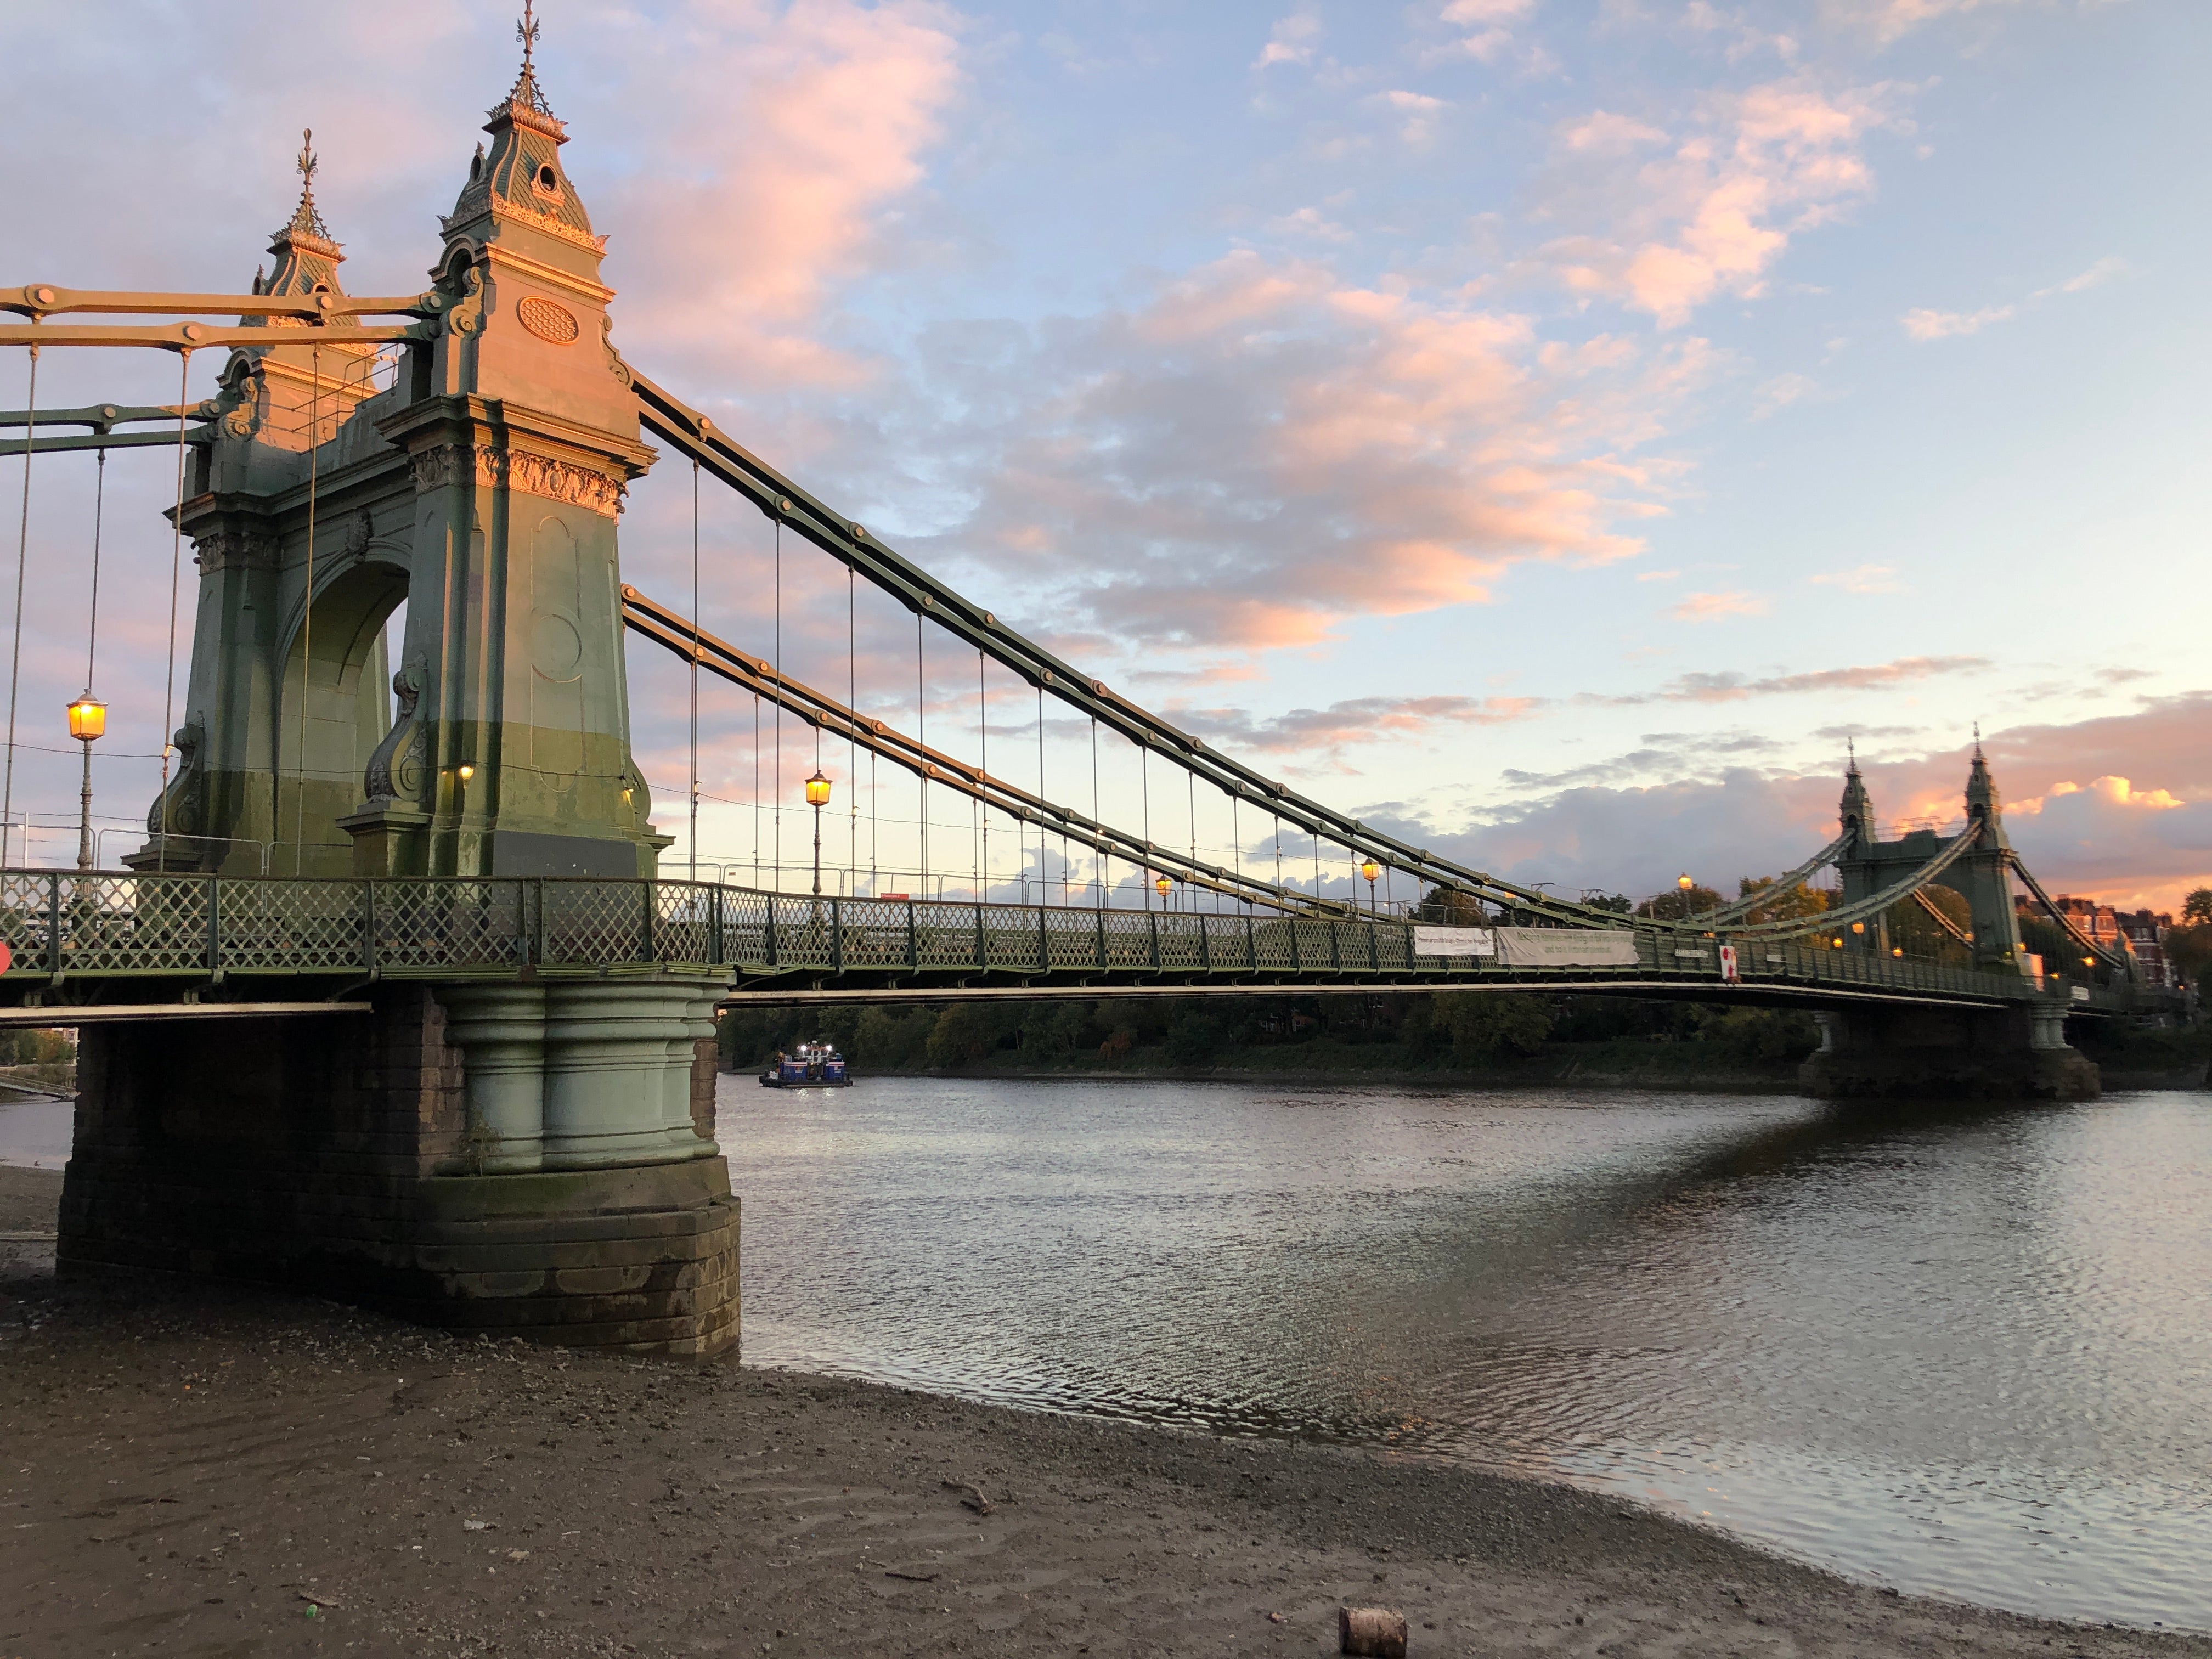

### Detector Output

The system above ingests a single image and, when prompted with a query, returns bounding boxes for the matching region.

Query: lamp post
[1360,857,1380,916]
[805,769,832,896]
[1155,873,1172,911]
[66,693,106,872]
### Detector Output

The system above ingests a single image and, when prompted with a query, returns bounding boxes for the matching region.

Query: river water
[720,1076,2212,1632]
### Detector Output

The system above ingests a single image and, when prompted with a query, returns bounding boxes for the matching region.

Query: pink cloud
[1671,589,1769,621]
[1539,77,1901,327]
[1254,8,1322,69]
[1434,0,1539,61]
[592,1,964,390]
[1378,89,1451,145]
[1182,693,1546,761]
[1901,256,2128,343]
[1901,303,2016,341]
[1820,0,2118,47]
[877,248,1708,658]
[1606,653,1985,703]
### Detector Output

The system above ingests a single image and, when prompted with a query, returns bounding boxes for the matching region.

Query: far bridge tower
[1803,745,2094,1099]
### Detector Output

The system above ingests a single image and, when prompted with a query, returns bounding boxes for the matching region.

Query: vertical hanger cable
[688,456,699,882]
[77,444,106,872]
[295,345,321,876]
[1,343,36,868]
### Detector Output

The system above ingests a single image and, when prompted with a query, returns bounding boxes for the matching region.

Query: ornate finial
[490,0,558,123]
[1846,735,1856,763]
[278,126,335,246]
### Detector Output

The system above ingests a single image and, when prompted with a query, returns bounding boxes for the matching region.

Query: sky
[1,0,2207,909]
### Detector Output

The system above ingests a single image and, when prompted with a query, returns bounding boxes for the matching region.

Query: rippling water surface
[721,1076,2212,1630]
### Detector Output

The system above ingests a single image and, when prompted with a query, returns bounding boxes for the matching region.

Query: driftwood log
[1339,1605,1408,1657]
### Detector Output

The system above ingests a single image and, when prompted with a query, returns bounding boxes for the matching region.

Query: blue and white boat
[759,1041,851,1088]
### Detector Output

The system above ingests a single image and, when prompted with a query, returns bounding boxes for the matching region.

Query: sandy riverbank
[2,1165,2203,1658]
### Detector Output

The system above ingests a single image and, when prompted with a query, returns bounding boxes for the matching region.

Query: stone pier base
[57,977,738,1356]
[1798,1000,2100,1101]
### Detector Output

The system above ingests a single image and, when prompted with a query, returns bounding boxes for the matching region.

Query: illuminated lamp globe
[1892,946,1904,958]
[1360,859,1380,883]
[1676,873,1694,891]
[1155,874,1172,898]
[1851,921,1865,935]
[805,769,833,807]
[1831,936,1844,950]
[66,695,106,741]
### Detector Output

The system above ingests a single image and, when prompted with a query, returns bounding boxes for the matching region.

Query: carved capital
[409,444,472,494]
[193,525,281,573]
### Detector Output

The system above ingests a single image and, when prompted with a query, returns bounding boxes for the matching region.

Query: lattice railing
[0,868,2052,1005]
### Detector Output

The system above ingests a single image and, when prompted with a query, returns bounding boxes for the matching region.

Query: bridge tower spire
[1838,738,1875,856]
[345,1,663,881]
[1957,731,2024,967]
[128,131,401,874]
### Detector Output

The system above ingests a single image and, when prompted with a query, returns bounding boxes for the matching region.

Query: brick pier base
[1798,1001,2101,1101]
[57,983,738,1357]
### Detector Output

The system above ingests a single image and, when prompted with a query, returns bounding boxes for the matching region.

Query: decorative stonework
[491,198,609,256]
[518,296,579,344]
[601,317,634,391]
[409,443,627,518]
[408,446,471,494]
[194,525,281,573]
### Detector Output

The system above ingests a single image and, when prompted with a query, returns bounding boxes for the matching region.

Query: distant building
[2117,908,2177,989]
[2018,895,2177,988]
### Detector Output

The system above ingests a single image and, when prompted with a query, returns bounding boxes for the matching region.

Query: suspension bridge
[0,13,2165,1355]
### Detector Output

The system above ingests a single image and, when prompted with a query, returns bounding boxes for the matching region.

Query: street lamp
[805,769,833,896]
[1155,873,1173,910]
[1360,857,1380,915]
[66,693,106,872]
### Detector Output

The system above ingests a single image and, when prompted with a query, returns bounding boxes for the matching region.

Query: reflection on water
[720,1077,2212,1631]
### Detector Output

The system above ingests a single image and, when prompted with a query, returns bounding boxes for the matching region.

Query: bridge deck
[0,870,2102,1017]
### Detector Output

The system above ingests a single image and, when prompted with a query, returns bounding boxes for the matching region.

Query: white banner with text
[1493,928,1641,968]
[1412,925,1497,958]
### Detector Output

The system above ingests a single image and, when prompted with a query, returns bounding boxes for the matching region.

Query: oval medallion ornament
[517,296,579,345]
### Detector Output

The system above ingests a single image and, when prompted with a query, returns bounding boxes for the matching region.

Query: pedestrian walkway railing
[0,869,2064,1006]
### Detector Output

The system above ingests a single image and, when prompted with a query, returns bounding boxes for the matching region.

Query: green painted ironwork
[0,868,2095,1011]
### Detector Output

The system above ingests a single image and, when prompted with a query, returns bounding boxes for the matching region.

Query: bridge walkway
[0,869,2109,1019]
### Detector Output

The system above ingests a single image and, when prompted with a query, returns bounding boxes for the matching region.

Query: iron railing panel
[217,878,368,972]
[376,879,526,969]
